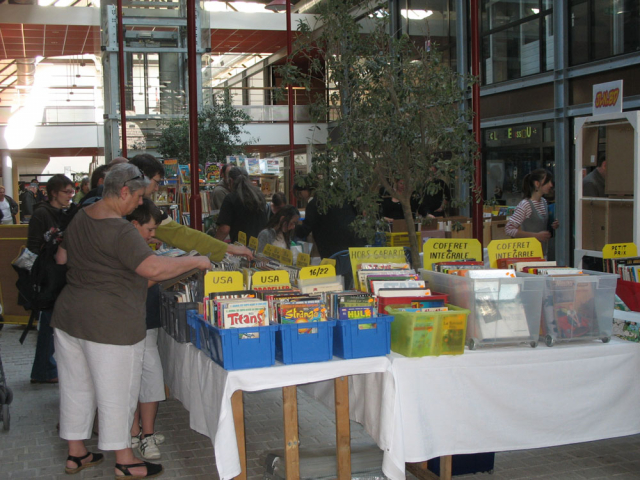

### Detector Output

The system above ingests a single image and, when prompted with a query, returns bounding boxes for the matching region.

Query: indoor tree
[279,0,479,267]
[157,90,253,166]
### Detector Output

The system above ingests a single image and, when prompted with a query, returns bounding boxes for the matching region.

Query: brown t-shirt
[52,209,154,345]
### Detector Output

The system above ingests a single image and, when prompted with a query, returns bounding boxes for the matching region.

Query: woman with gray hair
[51,163,210,479]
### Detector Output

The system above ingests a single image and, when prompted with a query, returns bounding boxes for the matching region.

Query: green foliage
[157,91,253,165]
[277,0,479,266]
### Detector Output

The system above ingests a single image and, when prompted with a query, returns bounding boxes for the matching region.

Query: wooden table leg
[405,455,452,480]
[283,385,300,480]
[232,390,247,480]
[334,376,351,480]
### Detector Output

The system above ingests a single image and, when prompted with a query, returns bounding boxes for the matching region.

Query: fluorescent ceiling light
[401,9,433,20]
[531,8,540,14]
[205,1,270,13]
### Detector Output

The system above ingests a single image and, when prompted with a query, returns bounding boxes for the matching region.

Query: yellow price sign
[280,248,293,266]
[423,238,483,271]
[204,271,244,295]
[603,243,638,259]
[248,236,259,252]
[320,258,336,266]
[299,265,336,280]
[487,238,543,269]
[252,270,290,288]
[263,244,277,259]
[297,253,311,267]
[237,231,247,246]
[349,247,407,290]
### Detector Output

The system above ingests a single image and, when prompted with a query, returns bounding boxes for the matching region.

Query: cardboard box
[490,216,510,241]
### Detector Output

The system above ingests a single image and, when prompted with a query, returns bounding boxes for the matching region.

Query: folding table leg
[406,455,453,480]
[232,390,246,480]
[334,376,351,480]
[283,385,300,480]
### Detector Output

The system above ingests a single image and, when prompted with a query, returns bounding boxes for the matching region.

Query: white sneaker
[151,432,165,445]
[131,432,141,449]
[139,435,161,460]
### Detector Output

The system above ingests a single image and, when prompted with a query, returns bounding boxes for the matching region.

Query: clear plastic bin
[529,271,616,346]
[422,270,545,349]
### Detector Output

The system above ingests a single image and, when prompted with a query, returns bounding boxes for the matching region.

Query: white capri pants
[140,328,166,403]
[54,328,144,451]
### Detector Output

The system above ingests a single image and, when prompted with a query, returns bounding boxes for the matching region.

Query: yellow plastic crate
[387,305,469,356]
[385,232,422,247]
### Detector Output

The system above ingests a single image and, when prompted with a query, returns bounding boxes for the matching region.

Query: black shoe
[114,461,163,479]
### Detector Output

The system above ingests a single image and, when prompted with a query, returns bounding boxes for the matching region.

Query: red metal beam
[117,0,127,158]
[287,0,296,205]
[470,0,483,246]
[187,0,202,231]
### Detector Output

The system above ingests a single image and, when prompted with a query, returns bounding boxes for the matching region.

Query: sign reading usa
[592,80,623,116]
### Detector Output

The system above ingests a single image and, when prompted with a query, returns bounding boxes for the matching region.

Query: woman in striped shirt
[505,169,559,256]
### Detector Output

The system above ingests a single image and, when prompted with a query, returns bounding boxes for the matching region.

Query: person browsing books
[215,166,267,243]
[505,169,559,257]
[50,163,211,479]
[257,205,300,254]
[125,198,168,461]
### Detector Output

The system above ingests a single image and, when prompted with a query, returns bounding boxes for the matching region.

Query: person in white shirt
[0,185,19,225]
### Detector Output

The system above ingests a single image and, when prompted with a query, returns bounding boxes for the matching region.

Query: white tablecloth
[158,331,390,480]
[356,338,640,479]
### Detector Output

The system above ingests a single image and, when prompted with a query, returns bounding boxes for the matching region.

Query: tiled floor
[1,324,639,479]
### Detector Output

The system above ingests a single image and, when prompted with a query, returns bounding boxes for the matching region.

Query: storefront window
[405,0,457,69]
[480,0,554,85]
[570,0,640,66]
[482,122,554,206]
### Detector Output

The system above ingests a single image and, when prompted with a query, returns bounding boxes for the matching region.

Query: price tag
[320,258,336,266]
[237,231,247,246]
[280,248,293,266]
[487,238,543,269]
[252,270,290,288]
[204,271,244,295]
[299,265,336,280]
[423,238,483,272]
[297,253,311,267]
[603,243,637,259]
[349,247,407,290]
[248,236,259,252]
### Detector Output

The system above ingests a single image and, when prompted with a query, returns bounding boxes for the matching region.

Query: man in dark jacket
[0,185,19,224]
[19,184,37,221]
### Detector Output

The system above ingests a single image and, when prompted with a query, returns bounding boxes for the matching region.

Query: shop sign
[248,236,259,251]
[252,270,290,288]
[237,231,247,246]
[423,238,483,272]
[485,123,542,147]
[593,80,623,116]
[487,238,543,269]
[296,253,311,267]
[602,243,637,259]
[205,271,244,295]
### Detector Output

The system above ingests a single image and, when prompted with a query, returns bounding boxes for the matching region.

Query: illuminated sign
[485,123,542,147]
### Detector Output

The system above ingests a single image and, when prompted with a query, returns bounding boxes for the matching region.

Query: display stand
[575,112,640,267]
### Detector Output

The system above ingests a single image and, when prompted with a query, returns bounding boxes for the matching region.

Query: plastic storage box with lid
[522,270,616,347]
[276,320,337,364]
[386,305,469,356]
[422,270,545,349]
[332,315,394,359]
[196,314,278,370]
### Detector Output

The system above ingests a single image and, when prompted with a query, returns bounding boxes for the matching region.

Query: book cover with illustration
[337,306,375,320]
[220,300,268,329]
[545,279,596,339]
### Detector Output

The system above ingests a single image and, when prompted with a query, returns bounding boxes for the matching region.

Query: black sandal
[65,451,104,474]
[114,461,163,479]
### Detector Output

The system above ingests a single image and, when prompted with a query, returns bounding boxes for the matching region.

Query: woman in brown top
[51,163,210,479]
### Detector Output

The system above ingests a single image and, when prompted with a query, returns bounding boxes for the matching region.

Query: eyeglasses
[124,168,146,185]
[61,189,76,195]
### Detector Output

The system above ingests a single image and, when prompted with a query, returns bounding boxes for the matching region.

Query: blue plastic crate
[197,314,277,370]
[276,320,337,364]
[333,315,394,359]
[186,310,201,349]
